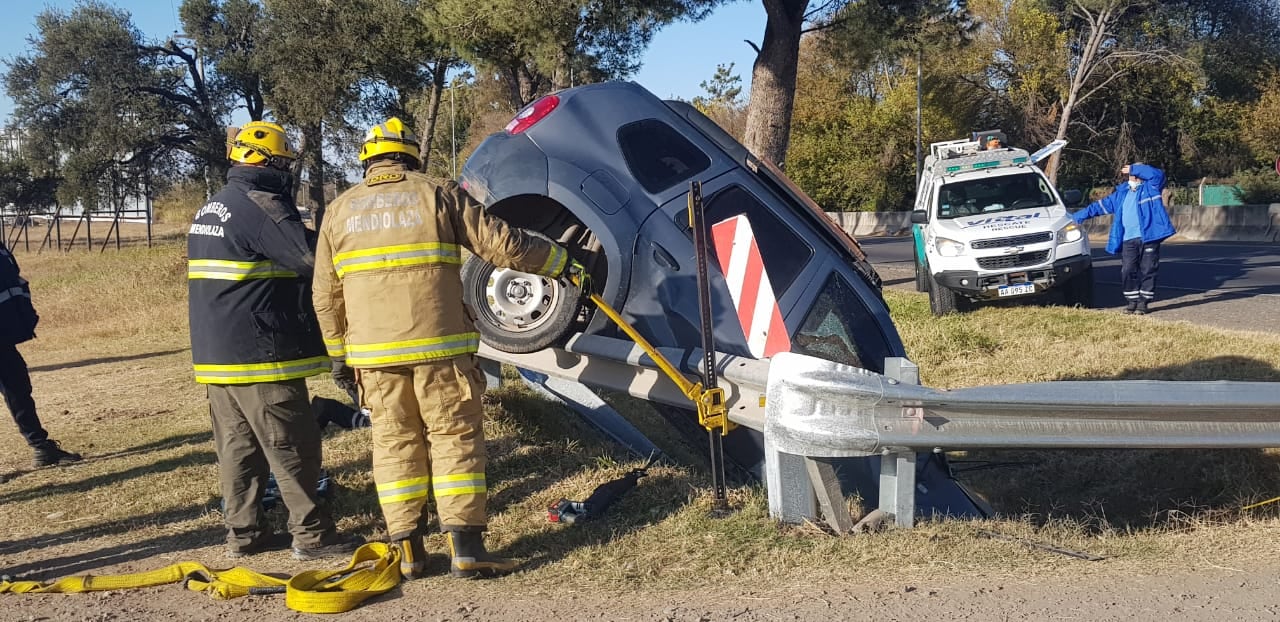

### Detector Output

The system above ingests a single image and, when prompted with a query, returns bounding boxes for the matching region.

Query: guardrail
[766,351,1280,530]
[482,337,1280,534]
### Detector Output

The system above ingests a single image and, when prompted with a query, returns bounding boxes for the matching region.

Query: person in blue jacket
[1071,163,1176,314]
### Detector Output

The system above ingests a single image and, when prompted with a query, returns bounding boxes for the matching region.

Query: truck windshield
[935,172,1056,220]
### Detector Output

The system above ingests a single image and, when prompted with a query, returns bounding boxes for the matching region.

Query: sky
[0,0,765,123]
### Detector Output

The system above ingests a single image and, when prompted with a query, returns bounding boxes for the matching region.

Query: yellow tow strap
[0,542,401,614]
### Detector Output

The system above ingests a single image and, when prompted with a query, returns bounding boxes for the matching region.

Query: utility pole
[915,46,923,184]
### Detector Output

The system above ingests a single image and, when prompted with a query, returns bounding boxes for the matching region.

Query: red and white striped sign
[711,215,790,359]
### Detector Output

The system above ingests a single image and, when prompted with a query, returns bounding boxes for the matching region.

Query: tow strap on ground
[0,542,401,614]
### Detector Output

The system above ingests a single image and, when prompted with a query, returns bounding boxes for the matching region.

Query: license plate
[997,283,1036,297]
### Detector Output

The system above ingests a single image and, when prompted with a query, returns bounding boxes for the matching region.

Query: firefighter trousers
[208,379,337,549]
[358,355,488,539]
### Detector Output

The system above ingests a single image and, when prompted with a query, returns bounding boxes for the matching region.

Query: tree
[786,33,973,211]
[742,0,816,167]
[430,0,724,110]
[692,63,747,138]
[1042,0,1177,182]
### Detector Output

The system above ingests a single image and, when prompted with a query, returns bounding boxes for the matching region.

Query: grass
[4,239,1280,595]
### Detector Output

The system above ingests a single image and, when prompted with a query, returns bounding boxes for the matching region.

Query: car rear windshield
[792,273,892,373]
[936,172,1056,220]
[617,119,711,194]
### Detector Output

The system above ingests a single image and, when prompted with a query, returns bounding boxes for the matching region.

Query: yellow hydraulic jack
[569,180,734,511]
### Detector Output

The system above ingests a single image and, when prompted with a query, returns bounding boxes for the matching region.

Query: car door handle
[651,243,679,271]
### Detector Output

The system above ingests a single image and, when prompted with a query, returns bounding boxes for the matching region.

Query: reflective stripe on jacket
[187,166,327,384]
[313,161,569,368]
[0,240,38,345]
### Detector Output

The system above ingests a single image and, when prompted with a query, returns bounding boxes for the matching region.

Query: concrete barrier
[827,205,1280,243]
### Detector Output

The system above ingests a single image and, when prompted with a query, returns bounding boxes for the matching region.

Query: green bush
[1233,167,1280,204]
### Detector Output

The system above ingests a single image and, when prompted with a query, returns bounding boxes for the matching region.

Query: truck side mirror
[909,210,928,224]
[1061,188,1083,206]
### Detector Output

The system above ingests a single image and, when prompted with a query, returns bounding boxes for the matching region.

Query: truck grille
[977,250,1051,270]
[971,232,1053,249]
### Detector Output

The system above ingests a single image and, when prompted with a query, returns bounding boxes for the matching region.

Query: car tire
[914,257,930,292]
[461,254,583,354]
[928,272,958,316]
[1062,265,1095,308]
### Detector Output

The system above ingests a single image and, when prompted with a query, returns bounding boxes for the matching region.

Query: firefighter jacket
[0,239,38,345]
[313,161,569,369]
[187,165,328,384]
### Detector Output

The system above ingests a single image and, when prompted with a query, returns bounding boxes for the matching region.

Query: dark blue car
[459,81,986,517]
[459,81,902,372]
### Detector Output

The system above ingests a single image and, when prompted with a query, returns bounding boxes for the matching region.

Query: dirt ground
[6,558,1280,621]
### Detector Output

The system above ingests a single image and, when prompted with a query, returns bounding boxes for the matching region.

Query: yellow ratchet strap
[586,292,733,435]
[0,542,401,615]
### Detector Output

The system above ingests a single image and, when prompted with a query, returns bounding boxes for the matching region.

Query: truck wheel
[914,257,930,292]
[461,254,583,354]
[1062,266,1095,308]
[928,272,958,315]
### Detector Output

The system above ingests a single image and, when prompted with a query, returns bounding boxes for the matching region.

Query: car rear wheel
[461,255,583,354]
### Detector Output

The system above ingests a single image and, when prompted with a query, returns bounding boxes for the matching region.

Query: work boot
[291,532,365,561]
[393,534,428,579]
[1123,300,1139,315]
[447,530,516,579]
[33,440,82,468]
[226,531,292,559]
[1134,300,1149,315]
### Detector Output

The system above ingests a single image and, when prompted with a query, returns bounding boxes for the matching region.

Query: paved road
[859,235,1280,334]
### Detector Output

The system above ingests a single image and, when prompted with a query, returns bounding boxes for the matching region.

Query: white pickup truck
[909,132,1093,315]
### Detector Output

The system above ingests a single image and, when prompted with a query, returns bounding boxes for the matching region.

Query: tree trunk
[301,122,326,229]
[420,59,450,173]
[743,0,809,167]
[1045,1,1118,183]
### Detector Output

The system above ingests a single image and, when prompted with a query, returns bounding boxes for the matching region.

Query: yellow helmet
[360,117,421,164]
[228,121,297,165]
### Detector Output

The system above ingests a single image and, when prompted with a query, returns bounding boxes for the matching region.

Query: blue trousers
[1120,238,1161,301]
[0,343,49,447]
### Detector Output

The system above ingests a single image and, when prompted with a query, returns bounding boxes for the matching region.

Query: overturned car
[459,81,985,517]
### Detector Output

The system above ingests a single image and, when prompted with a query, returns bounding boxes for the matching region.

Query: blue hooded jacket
[1071,163,1176,254]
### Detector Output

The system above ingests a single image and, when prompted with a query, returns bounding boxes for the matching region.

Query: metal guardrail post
[880,358,919,528]
[763,436,815,526]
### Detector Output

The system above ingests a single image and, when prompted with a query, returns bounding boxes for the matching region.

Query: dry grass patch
[4,241,1280,594]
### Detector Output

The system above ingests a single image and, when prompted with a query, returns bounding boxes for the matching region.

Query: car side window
[699,185,813,294]
[617,119,712,194]
[792,273,892,373]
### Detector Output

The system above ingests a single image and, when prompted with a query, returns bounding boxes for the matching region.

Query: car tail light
[505,95,560,134]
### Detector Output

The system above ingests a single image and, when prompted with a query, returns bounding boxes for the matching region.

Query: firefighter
[189,121,362,560]
[0,239,81,468]
[313,118,581,579]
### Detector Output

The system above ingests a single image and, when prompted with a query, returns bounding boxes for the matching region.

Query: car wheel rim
[481,267,560,333]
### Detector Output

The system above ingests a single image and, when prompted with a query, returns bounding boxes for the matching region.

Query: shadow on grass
[28,348,190,373]
[957,355,1280,532]
[496,471,696,573]
[1,431,214,483]
[0,502,223,581]
[0,450,216,505]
